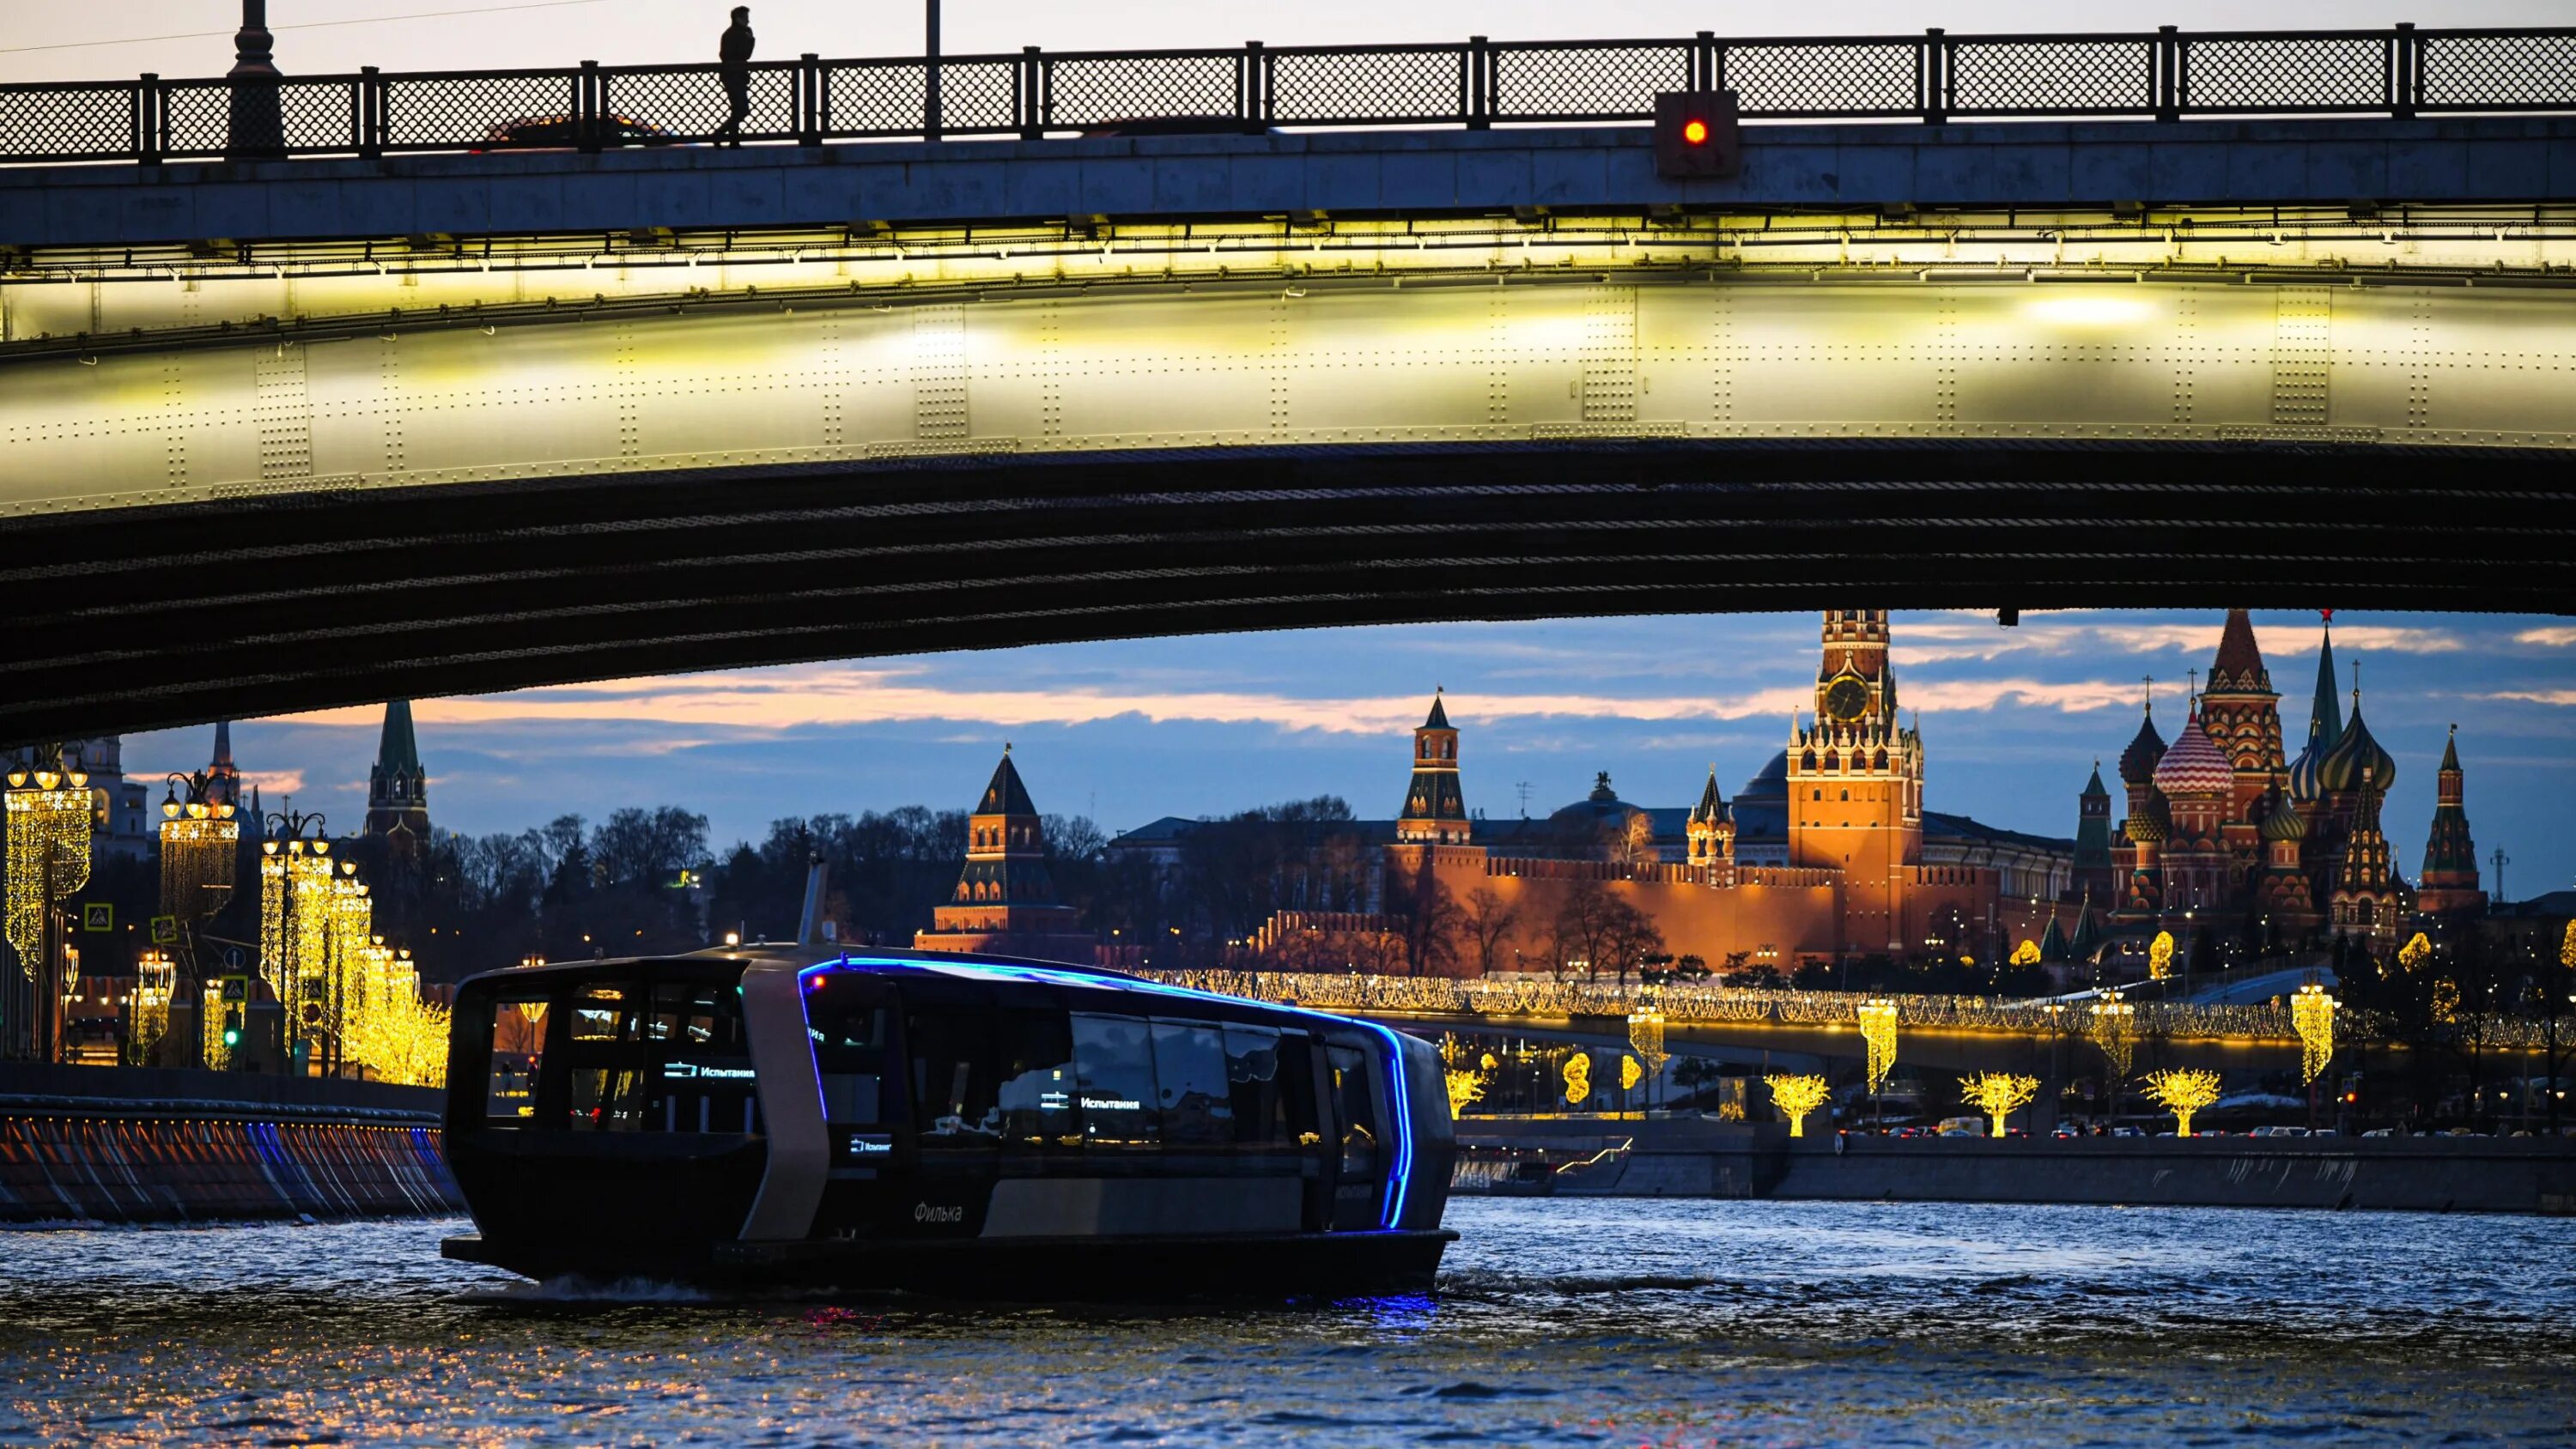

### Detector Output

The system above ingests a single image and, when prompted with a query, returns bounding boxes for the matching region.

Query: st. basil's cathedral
[2101,609,2483,952]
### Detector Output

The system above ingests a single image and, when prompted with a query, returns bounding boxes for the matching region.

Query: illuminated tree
[1561,1052,1592,1106]
[1858,998,1899,1094]
[2009,939,2041,969]
[2142,1068,2222,1136]
[2148,931,2176,982]
[2397,932,2432,973]
[2290,982,2337,1084]
[344,977,449,1088]
[1957,1072,2040,1137]
[1627,1007,1667,1109]
[2562,920,2576,973]
[2087,989,2136,1083]
[1444,1068,1487,1118]
[1765,1073,1832,1137]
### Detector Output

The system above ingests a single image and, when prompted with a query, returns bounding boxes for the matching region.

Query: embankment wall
[0,1063,460,1224]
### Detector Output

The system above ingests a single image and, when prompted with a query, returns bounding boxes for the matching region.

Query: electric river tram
[439,944,1456,1296]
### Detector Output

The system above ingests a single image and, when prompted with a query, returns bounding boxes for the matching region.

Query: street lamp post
[227,1,286,161]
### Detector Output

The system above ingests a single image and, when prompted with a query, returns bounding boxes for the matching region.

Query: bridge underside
[4,209,2573,741]
[3,437,2566,743]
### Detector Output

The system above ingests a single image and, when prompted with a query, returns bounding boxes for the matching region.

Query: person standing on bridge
[716,6,756,148]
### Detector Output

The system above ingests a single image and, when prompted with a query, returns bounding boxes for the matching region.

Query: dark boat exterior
[440,946,1455,1296]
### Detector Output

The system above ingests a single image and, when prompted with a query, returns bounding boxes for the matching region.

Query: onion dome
[2259,788,2308,842]
[2117,705,2167,786]
[2151,706,2234,797]
[2124,788,2171,845]
[2287,734,2334,803]
[2319,695,2396,796]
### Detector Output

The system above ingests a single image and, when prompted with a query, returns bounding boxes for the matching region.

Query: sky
[115,609,2576,903]
[7,1,2573,82]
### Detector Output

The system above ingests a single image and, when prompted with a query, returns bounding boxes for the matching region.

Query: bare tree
[1394,861,1465,978]
[1462,884,1521,977]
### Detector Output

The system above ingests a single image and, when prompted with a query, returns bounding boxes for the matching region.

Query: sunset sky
[117,609,2576,902]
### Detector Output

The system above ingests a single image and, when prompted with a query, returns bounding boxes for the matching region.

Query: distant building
[2102,609,2470,954]
[914,747,1097,964]
[1111,610,2080,973]
[363,700,431,851]
[5,737,153,860]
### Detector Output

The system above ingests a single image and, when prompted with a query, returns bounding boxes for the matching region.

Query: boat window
[1328,1044,1380,1179]
[995,1009,1079,1150]
[908,1009,999,1149]
[568,983,635,1042]
[1070,1013,1160,1149]
[569,1066,651,1131]
[811,999,888,1127]
[1221,1025,1291,1146]
[654,985,760,1135]
[1150,1020,1234,1149]
[481,996,550,1127]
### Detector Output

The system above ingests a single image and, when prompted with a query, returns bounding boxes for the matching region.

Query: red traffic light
[1654,91,1740,179]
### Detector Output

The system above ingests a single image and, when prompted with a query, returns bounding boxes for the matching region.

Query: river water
[3,1199,2571,1446]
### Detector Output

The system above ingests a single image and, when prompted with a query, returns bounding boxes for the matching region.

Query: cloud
[2516,626,2576,647]
[2480,689,2576,706]
[238,769,306,795]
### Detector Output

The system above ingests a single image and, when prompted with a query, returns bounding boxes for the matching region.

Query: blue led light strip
[800,956,1417,1230]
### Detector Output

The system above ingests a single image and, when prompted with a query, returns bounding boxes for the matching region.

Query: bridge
[4,25,2576,742]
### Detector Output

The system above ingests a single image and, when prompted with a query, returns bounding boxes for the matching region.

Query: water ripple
[0,1200,2569,1446]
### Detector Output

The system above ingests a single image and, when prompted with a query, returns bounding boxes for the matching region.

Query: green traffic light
[222,1028,241,1046]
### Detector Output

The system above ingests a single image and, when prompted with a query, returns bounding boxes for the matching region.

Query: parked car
[472,114,675,151]
[1935,1117,1986,1138]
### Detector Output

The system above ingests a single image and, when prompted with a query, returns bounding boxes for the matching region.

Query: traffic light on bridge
[1655,91,1741,180]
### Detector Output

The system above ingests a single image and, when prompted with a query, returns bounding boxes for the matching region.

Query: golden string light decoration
[2008,939,2041,969]
[2087,988,2136,1084]
[1626,1005,1667,1093]
[156,773,239,929]
[2562,920,2576,973]
[1957,1072,2040,1137]
[1764,1073,1832,1137]
[131,949,175,1064]
[2142,1067,2223,1136]
[1619,1054,1643,1093]
[5,761,95,982]
[1857,998,1899,1095]
[1561,1052,1592,1106]
[2148,931,2176,982]
[2290,982,2337,1085]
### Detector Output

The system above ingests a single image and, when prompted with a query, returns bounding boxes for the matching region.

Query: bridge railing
[3,24,2573,167]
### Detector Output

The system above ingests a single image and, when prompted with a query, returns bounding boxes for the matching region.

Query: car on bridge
[472,114,675,152]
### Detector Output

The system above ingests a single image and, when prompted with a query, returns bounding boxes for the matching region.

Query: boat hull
[442,1227,1456,1299]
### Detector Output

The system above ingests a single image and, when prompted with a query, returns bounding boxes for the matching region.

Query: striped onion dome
[2124,788,2172,845]
[2319,700,2397,796]
[2151,706,2235,797]
[2260,788,2308,842]
[2287,733,2336,802]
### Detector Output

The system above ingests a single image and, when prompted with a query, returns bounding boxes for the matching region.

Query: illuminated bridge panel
[11,276,2576,517]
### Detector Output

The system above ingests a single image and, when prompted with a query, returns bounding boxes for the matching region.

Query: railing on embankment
[1453,1117,2576,1215]
[0,1063,459,1225]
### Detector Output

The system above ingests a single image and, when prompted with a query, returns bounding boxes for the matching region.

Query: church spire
[206,719,241,808]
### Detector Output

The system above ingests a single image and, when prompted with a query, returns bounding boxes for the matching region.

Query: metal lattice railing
[3,24,2573,167]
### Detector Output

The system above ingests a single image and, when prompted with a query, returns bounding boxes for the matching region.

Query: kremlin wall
[915,609,2489,979]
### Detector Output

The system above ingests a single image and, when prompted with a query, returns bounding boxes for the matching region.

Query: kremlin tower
[1787,609,1924,952]
[914,747,1096,963]
[2414,726,2485,918]
[1394,690,1472,846]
